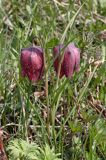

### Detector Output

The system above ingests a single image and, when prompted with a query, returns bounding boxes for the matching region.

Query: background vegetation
[0,0,106,159]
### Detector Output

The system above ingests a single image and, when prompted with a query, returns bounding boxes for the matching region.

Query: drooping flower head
[53,43,80,78]
[20,46,44,81]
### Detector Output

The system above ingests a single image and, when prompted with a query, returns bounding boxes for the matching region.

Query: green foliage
[38,144,61,160]
[7,139,61,160]
[7,139,39,160]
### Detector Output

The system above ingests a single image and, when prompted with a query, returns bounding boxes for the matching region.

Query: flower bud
[20,46,44,81]
[53,43,80,78]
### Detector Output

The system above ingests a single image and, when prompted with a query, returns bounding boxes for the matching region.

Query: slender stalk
[43,48,50,142]
[56,50,64,88]
[21,95,28,142]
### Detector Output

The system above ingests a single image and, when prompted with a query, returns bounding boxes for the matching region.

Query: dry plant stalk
[0,129,8,160]
[88,95,106,119]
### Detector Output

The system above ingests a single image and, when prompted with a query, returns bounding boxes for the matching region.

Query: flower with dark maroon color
[20,46,44,81]
[53,43,80,78]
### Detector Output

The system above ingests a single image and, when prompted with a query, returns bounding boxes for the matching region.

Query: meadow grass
[0,0,106,159]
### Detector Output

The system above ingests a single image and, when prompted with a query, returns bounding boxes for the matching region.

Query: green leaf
[46,38,59,49]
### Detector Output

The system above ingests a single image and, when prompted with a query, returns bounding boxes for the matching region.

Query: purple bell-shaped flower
[53,43,80,78]
[20,46,44,81]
